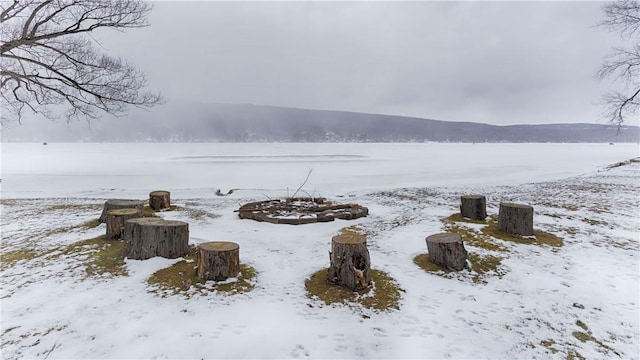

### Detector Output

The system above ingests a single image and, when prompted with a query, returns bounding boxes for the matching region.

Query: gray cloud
[86,1,633,125]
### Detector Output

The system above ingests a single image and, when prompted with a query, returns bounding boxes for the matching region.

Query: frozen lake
[1,142,638,199]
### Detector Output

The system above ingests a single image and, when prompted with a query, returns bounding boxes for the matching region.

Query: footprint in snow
[333,333,346,342]
[290,344,309,358]
[400,327,418,337]
[210,324,228,339]
[335,344,348,353]
[418,327,434,337]
[232,324,247,335]
[417,295,442,314]
[372,327,388,337]
[402,315,421,325]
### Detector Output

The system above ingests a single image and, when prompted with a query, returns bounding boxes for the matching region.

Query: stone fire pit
[236,197,368,225]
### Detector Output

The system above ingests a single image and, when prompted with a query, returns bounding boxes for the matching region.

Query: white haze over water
[2,142,638,199]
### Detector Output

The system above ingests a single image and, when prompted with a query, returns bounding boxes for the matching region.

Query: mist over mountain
[4,101,639,143]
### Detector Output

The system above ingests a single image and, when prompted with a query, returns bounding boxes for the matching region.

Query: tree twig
[291,169,312,199]
[43,342,58,360]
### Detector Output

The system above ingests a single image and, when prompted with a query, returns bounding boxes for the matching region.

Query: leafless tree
[598,0,640,128]
[0,0,162,125]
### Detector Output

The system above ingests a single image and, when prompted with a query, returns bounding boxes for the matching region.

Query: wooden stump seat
[123,217,189,260]
[460,195,487,220]
[426,233,468,271]
[105,208,142,240]
[498,202,534,236]
[196,241,240,281]
[149,190,171,211]
[99,199,144,223]
[327,232,371,290]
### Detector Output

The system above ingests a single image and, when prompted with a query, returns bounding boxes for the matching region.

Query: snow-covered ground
[1,142,638,359]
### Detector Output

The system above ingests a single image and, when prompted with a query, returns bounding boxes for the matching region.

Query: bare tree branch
[598,0,640,128]
[0,0,162,125]
[291,169,313,199]
[600,0,640,37]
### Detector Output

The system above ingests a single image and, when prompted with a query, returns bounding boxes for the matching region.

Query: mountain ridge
[4,101,639,143]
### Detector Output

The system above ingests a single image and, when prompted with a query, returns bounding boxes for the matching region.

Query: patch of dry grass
[53,235,127,278]
[413,252,505,284]
[305,268,403,312]
[147,255,256,298]
[182,208,220,221]
[46,203,102,212]
[413,253,449,273]
[443,213,489,225]
[571,320,619,356]
[539,339,559,354]
[442,214,509,252]
[0,249,43,270]
[482,220,564,248]
[467,253,506,283]
[142,204,219,221]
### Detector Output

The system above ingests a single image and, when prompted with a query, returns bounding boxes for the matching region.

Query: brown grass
[305,268,403,312]
[482,220,564,248]
[147,257,256,298]
[413,252,505,284]
[413,253,449,273]
[53,235,128,278]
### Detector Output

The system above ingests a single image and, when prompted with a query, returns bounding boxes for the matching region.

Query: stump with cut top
[123,217,189,260]
[149,190,171,211]
[426,233,468,271]
[498,202,534,236]
[105,208,142,240]
[196,241,240,281]
[460,195,487,220]
[99,199,144,223]
[327,232,371,291]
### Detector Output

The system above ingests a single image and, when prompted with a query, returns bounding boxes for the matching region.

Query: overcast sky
[92,1,631,126]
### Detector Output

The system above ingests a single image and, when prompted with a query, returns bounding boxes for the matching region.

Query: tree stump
[426,233,468,271]
[460,195,487,220]
[105,208,142,240]
[498,202,534,236]
[99,199,144,223]
[327,232,371,290]
[196,242,240,281]
[123,218,189,260]
[149,190,171,211]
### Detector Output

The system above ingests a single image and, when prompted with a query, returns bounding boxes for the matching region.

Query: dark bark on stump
[105,208,142,240]
[196,242,240,281]
[149,191,171,211]
[123,218,189,260]
[460,195,487,220]
[99,199,144,223]
[426,233,468,271]
[498,202,534,236]
[327,234,371,290]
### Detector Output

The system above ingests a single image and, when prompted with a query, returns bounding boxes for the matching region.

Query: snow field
[1,143,638,359]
